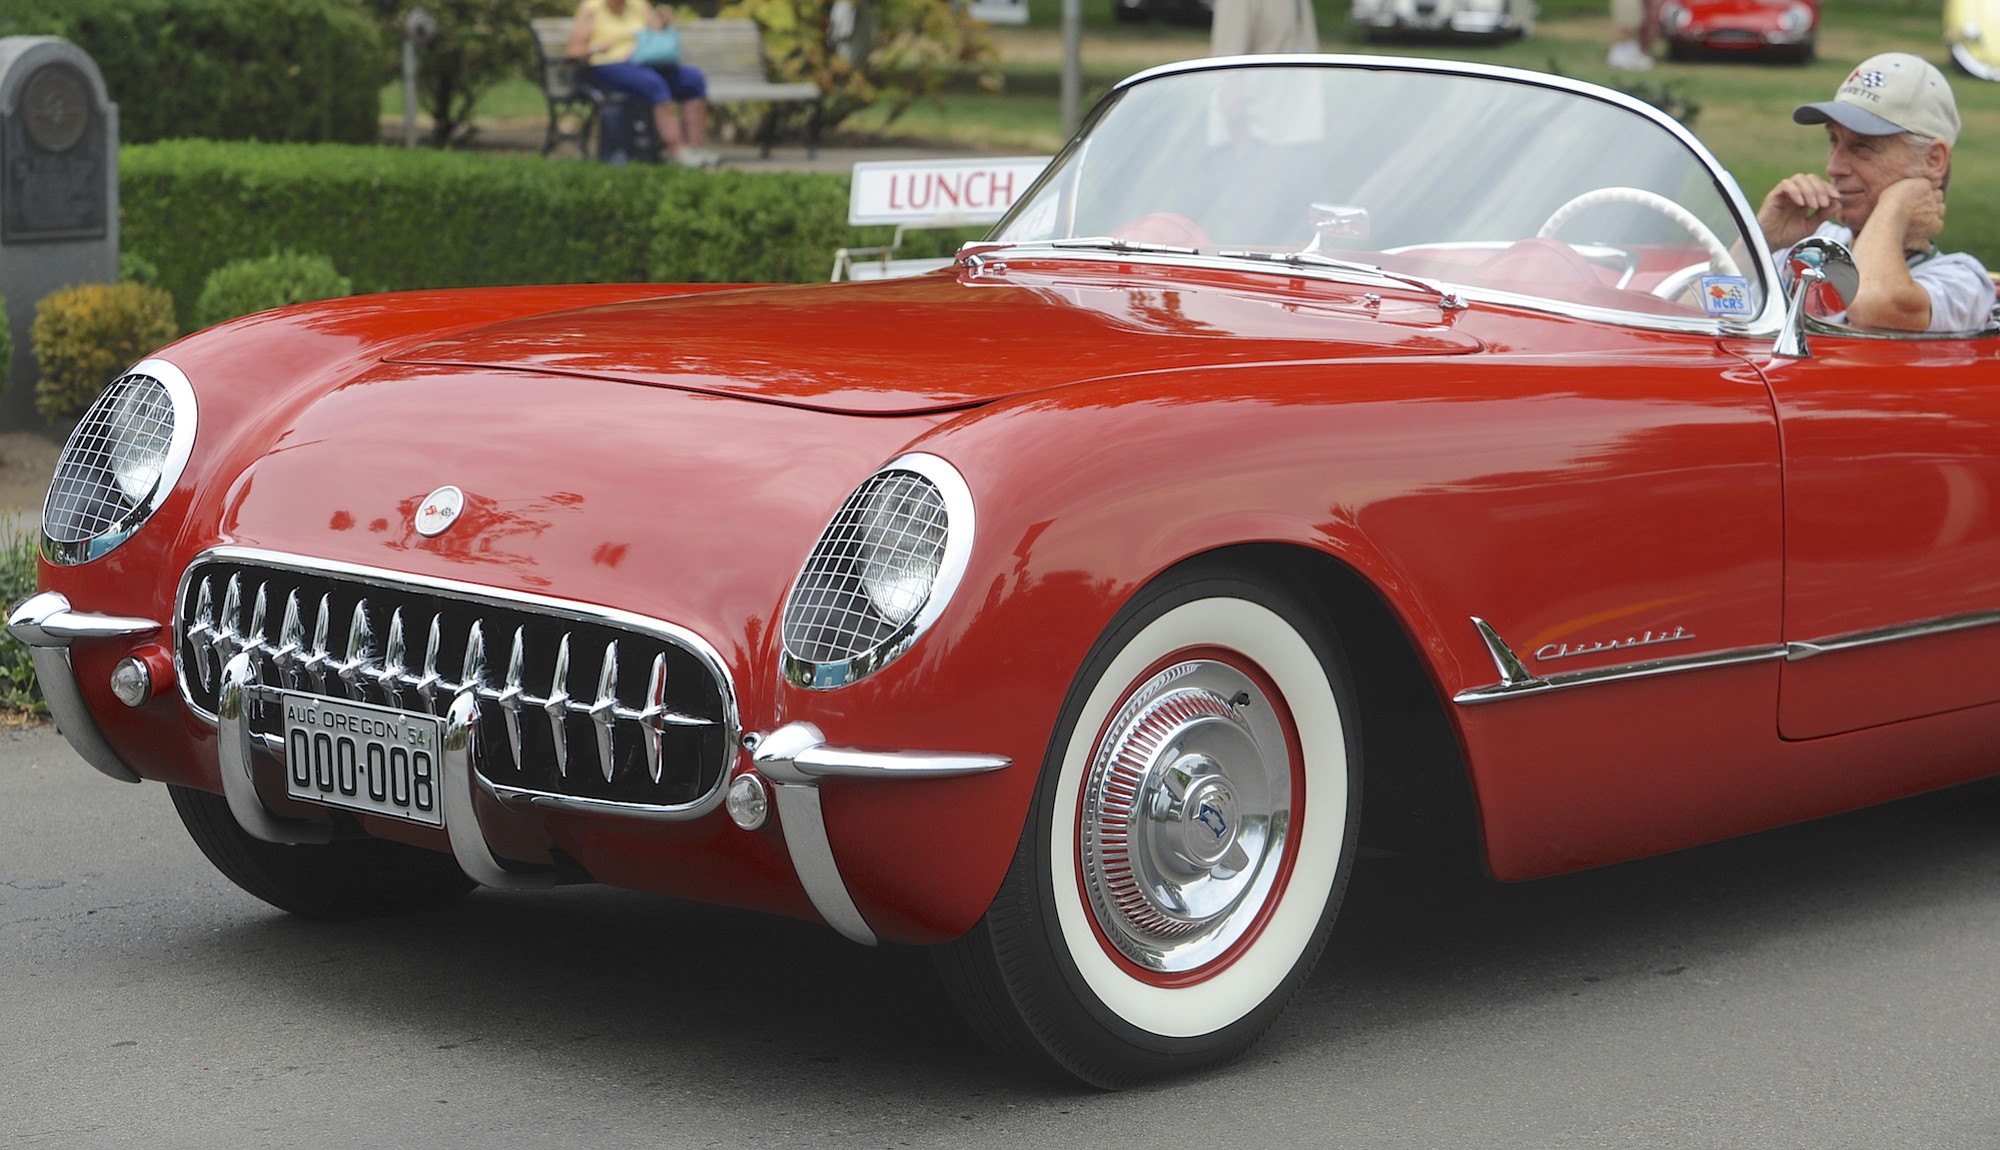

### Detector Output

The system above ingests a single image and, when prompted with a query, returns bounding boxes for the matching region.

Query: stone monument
[0,37,118,428]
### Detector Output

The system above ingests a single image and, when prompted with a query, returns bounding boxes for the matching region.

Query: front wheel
[936,569,1359,1087]
[170,784,476,920]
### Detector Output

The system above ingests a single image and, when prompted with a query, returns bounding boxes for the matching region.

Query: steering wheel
[1537,187,1741,298]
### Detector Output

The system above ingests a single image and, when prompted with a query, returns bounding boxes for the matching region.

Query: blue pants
[587,61,709,105]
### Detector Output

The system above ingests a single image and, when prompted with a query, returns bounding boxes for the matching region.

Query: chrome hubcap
[1081,659,1293,973]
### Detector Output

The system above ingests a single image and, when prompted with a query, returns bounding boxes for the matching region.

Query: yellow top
[580,0,651,66]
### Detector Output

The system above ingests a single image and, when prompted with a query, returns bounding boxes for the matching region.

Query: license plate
[280,692,445,827]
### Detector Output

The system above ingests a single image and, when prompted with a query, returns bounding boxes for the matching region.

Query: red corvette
[1660,0,1819,62]
[16,55,2000,1087]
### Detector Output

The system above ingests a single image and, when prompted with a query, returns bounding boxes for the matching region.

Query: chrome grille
[44,372,176,545]
[178,554,735,811]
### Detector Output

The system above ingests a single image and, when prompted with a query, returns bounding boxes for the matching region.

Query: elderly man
[1759,52,1995,333]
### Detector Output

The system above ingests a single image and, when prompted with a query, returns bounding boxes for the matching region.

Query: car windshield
[989,59,1769,323]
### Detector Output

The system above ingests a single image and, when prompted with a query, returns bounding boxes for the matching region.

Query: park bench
[832,155,1051,280]
[531,16,823,161]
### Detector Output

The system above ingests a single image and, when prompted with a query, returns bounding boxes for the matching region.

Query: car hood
[386,269,1484,416]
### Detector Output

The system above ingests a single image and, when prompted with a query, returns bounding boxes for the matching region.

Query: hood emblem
[415,486,465,537]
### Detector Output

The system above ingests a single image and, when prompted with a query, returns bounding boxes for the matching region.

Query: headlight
[1779,3,1812,33]
[1661,3,1691,31]
[42,358,197,566]
[781,453,973,689]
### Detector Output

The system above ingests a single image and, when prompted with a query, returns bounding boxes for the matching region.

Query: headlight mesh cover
[43,364,192,564]
[781,456,971,688]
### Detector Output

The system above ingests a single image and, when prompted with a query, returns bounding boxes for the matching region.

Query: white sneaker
[1608,41,1654,70]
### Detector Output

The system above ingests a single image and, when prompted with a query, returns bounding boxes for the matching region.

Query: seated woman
[566,0,716,169]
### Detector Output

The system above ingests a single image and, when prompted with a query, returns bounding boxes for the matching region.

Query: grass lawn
[453,0,1999,262]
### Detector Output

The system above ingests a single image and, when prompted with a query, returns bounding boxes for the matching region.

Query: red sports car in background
[15,54,2000,1088]
[1660,0,1818,61]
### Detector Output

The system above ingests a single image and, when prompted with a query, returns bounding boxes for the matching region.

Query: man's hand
[1873,177,1947,254]
[1758,172,1839,248]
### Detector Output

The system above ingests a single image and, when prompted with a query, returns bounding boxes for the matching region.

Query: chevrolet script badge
[415,485,465,537]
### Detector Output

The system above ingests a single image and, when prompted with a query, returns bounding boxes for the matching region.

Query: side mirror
[1774,236,1860,358]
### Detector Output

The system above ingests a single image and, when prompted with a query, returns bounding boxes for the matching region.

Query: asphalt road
[8,718,2000,1149]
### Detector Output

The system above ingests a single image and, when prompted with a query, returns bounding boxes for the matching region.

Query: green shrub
[195,251,354,329]
[119,251,162,288]
[30,283,179,423]
[0,531,44,715]
[0,0,384,144]
[121,141,913,323]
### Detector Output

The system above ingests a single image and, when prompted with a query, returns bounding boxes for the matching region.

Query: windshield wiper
[1045,236,1202,256]
[960,236,1202,260]
[1217,249,1467,310]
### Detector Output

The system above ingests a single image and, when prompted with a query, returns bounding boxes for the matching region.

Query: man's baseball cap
[1793,52,1960,145]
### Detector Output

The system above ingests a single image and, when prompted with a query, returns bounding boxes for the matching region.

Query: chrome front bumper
[10,590,1011,946]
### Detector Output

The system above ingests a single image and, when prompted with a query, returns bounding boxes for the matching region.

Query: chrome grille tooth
[337,597,376,695]
[215,574,244,664]
[245,583,269,656]
[189,576,217,691]
[376,609,409,706]
[592,641,619,783]
[415,615,443,710]
[273,591,305,687]
[642,652,668,784]
[498,626,526,769]
[544,634,571,778]
[304,593,334,691]
[460,620,488,694]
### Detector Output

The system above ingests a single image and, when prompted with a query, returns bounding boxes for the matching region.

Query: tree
[367,0,550,147]
[720,0,999,135]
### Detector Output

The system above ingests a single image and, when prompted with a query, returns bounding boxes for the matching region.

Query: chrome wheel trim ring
[1081,659,1291,973]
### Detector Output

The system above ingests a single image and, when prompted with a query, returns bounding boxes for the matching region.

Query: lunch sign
[846,156,1051,227]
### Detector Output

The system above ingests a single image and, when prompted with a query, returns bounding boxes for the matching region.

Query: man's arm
[1845,178,1945,332]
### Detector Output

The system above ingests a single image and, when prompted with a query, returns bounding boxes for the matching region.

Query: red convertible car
[15,55,2000,1088]
[1659,0,1818,62]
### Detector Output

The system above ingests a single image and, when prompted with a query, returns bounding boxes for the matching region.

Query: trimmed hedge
[122,142,978,329]
[0,0,383,145]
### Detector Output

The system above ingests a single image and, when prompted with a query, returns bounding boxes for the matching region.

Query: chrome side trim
[6,592,155,783]
[1785,608,2000,660]
[750,721,1012,946]
[1459,607,2000,705]
[1455,616,1783,704]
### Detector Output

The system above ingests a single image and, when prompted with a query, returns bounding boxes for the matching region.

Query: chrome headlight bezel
[780,453,973,690]
[41,358,197,567]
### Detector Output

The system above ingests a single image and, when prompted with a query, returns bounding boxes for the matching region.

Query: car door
[1761,328,2000,738]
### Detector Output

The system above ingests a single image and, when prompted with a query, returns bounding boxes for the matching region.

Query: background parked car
[1113,0,1213,24]
[1350,0,1534,41]
[1946,0,2000,80]
[1659,0,1818,63]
